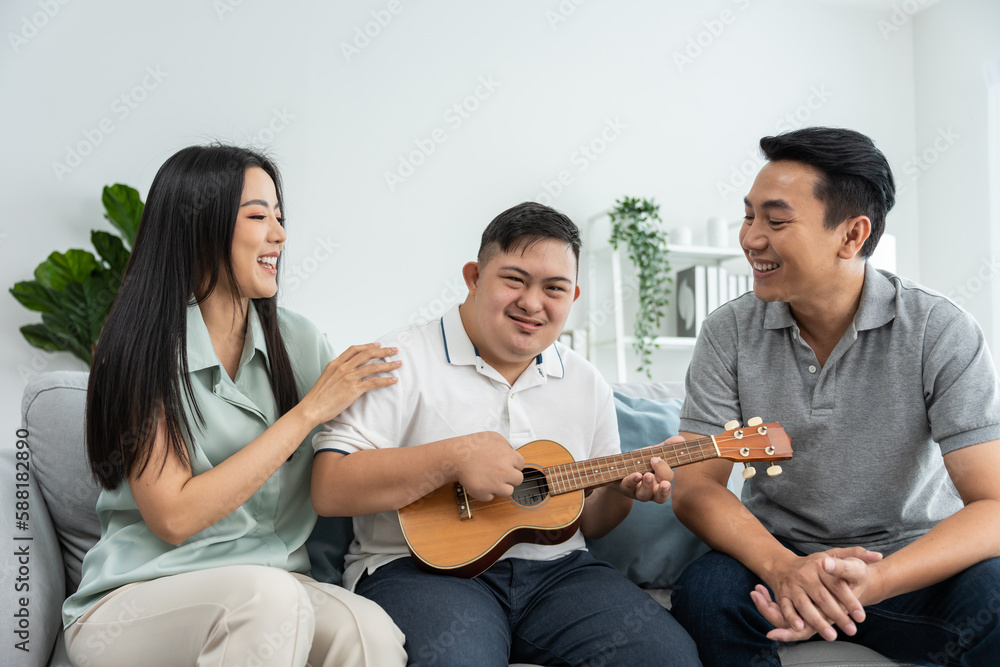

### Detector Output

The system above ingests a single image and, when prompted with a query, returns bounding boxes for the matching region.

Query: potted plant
[608,196,671,377]
[10,184,143,365]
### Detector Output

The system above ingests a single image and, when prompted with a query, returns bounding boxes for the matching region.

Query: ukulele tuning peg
[741,463,756,479]
[747,417,763,427]
[724,420,740,431]
[766,463,783,477]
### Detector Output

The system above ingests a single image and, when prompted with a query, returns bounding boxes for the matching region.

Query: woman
[62,145,406,666]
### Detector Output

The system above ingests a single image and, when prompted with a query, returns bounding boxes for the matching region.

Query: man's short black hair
[759,127,895,258]
[478,202,581,276]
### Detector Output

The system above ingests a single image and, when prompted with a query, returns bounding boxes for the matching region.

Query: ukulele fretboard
[544,437,717,495]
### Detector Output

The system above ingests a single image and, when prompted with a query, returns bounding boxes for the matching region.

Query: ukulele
[397,418,791,578]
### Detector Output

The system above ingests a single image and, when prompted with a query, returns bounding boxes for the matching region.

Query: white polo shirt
[313,304,621,589]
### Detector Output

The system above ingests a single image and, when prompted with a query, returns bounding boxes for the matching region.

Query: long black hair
[87,145,299,490]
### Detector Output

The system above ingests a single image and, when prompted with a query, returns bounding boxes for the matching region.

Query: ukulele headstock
[717,418,792,479]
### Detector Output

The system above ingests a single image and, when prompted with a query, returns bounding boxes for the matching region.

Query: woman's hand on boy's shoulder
[298,343,401,426]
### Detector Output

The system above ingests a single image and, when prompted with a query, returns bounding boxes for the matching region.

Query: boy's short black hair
[478,202,581,275]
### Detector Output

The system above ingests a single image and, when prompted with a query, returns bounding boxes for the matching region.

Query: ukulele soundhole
[510,468,550,508]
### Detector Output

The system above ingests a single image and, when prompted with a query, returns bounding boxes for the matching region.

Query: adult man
[671,127,1000,665]
[311,202,699,666]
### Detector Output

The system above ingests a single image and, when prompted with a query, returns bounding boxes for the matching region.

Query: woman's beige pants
[64,565,406,667]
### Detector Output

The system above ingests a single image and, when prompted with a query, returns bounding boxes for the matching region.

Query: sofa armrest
[1,443,65,667]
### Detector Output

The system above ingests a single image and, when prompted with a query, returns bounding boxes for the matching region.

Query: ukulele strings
[445,431,779,514]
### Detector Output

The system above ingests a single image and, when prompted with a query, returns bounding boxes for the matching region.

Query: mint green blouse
[62,302,335,627]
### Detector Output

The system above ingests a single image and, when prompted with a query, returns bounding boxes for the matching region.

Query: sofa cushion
[21,371,101,596]
[585,391,710,589]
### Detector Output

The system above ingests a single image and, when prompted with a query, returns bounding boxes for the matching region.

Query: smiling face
[460,238,580,383]
[741,160,858,308]
[229,167,286,300]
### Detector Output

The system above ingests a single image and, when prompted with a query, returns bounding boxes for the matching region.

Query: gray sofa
[3,371,905,666]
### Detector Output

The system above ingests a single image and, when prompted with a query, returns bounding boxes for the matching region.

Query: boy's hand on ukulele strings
[452,431,525,502]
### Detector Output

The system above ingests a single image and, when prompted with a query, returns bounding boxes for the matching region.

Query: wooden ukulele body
[397,421,791,577]
[398,440,583,578]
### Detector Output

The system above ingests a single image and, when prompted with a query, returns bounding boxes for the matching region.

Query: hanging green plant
[10,184,143,365]
[608,196,671,377]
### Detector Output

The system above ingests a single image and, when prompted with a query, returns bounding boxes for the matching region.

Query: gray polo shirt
[680,266,1000,555]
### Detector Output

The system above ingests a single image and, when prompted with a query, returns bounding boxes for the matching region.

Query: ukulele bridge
[454,482,472,520]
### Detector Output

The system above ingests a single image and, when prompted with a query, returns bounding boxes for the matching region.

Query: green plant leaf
[61,281,94,333]
[34,249,101,291]
[82,271,116,341]
[91,230,130,275]
[9,281,59,313]
[19,323,65,354]
[102,183,143,248]
[12,183,141,367]
[608,196,671,378]
[41,310,93,364]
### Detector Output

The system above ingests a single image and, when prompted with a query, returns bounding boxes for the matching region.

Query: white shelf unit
[585,213,748,382]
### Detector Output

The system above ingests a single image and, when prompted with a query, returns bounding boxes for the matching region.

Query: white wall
[0,0,969,437]
[913,0,1000,358]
